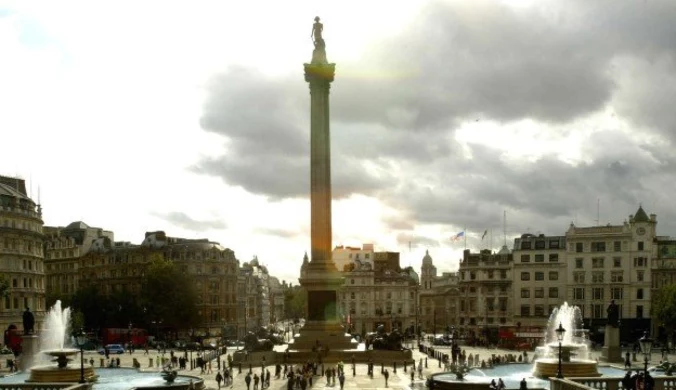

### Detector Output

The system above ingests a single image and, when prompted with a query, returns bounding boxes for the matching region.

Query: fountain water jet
[532,302,600,377]
[26,300,97,383]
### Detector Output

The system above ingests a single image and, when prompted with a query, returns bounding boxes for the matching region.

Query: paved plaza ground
[1,341,674,389]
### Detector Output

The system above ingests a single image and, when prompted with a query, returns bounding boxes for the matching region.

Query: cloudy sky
[2,0,676,285]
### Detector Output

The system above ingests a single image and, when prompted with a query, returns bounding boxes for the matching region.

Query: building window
[636,305,644,318]
[549,271,558,281]
[614,241,621,252]
[637,271,644,282]
[549,287,558,298]
[638,241,644,251]
[592,272,604,283]
[575,258,583,268]
[534,305,545,317]
[534,272,544,281]
[350,292,355,300]
[613,257,622,268]
[500,270,507,279]
[365,253,370,259]
[611,288,623,300]
[470,272,476,280]
[351,279,355,285]
[592,257,605,268]
[521,305,530,317]
[549,240,560,249]
[487,270,494,279]
[549,253,559,262]
[535,241,545,249]
[592,287,604,300]
[637,288,644,300]
[521,242,532,250]
[573,288,585,300]
[521,272,530,281]
[520,254,530,263]
[591,242,606,252]
[611,272,624,283]
[576,243,583,252]
[634,257,647,267]
[593,304,603,318]
[534,288,544,298]
[534,254,544,263]
[521,289,530,298]
[574,272,585,283]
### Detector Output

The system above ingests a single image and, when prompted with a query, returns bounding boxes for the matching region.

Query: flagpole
[464,225,467,250]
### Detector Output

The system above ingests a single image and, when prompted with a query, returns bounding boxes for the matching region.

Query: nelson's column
[292,17,356,350]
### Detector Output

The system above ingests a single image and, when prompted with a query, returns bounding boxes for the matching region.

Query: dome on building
[497,245,511,255]
[64,221,90,230]
[422,250,433,266]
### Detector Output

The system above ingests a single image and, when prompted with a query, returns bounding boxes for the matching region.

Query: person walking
[384,368,390,387]
[253,373,260,390]
[625,352,632,369]
[216,371,223,390]
[339,371,345,390]
[245,373,252,390]
[265,369,271,389]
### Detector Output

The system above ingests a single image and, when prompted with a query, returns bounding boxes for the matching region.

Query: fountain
[27,300,97,382]
[532,302,600,377]
[431,303,612,389]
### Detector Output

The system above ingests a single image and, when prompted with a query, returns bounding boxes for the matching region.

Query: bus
[102,328,149,347]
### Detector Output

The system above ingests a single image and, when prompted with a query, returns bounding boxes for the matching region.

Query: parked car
[98,344,125,354]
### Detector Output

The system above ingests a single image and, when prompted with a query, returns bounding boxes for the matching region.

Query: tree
[284,286,306,320]
[652,284,676,338]
[71,284,108,330]
[141,254,199,333]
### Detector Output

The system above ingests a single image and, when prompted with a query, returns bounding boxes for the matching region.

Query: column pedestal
[20,334,40,371]
[600,325,622,363]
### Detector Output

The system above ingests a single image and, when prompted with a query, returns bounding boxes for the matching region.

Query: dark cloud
[152,212,226,232]
[382,131,676,240]
[195,0,676,239]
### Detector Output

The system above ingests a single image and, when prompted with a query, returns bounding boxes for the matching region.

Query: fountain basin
[27,364,97,383]
[532,358,600,378]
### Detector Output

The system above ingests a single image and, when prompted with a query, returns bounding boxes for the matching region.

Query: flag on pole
[451,231,465,241]
[481,229,488,240]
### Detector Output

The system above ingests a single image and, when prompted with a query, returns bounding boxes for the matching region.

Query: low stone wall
[231,349,414,365]
[0,382,90,390]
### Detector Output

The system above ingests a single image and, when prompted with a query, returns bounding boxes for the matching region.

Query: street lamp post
[76,328,87,384]
[639,331,653,378]
[128,322,132,354]
[433,309,437,338]
[555,322,566,379]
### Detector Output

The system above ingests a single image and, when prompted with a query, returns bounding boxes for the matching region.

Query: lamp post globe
[555,322,566,379]
[639,331,653,378]
[76,329,87,383]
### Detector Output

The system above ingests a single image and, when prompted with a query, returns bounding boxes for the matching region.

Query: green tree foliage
[652,284,676,333]
[71,284,107,329]
[141,254,199,331]
[284,286,306,320]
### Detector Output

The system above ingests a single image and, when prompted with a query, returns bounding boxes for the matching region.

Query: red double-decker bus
[102,328,148,347]
[498,325,546,350]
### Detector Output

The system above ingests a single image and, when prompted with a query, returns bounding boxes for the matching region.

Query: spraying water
[39,300,72,351]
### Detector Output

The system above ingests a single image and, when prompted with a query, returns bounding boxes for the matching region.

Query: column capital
[304,63,336,83]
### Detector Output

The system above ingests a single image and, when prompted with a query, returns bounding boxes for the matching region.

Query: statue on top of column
[607,300,619,328]
[310,16,327,64]
[23,307,35,335]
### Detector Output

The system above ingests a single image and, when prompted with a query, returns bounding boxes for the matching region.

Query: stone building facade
[43,221,113,300]
[511,234,567,328]
[651,236,676,340]
[564,206,655,338]
[419,250,460,336]
[458,247,513,343]
[335,246,418,336]
[74,230,240,335]
[0,176,45,333]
